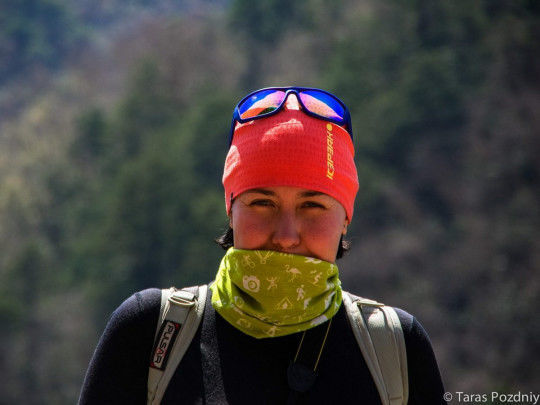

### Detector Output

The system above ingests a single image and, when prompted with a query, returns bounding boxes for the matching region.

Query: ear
[228,193,235,229]
[342,219,349,235]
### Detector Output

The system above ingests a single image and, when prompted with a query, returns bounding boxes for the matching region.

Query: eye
[302,201,326,209]
[249,199,275,207]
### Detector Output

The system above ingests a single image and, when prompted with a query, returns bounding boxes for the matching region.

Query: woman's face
[229,186,348,263]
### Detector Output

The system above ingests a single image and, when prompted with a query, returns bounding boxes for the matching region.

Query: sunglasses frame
[228,86,353,147]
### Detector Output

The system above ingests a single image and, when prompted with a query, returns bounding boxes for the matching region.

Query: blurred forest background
[0,0,538,403]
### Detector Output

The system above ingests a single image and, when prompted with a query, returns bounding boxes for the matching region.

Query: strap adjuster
[169,290,196,306]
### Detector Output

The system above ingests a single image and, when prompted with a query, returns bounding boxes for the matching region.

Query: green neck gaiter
[210,248,342,339]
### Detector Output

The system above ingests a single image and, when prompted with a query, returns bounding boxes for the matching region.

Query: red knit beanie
[222,100,359,219]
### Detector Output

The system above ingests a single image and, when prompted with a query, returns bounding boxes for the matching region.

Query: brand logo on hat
[326,123,335,180]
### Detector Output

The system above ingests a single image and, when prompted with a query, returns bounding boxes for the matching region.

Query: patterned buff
[211,248,343,339]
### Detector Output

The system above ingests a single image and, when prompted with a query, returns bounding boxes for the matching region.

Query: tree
[0,0,83,84]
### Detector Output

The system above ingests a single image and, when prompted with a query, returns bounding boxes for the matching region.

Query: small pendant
[287,362,317,393]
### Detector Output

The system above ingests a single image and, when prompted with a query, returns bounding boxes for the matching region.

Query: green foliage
[228,0,315,87]
[63,68,232,318]
[229,0,312,45]
[114,60,179,160]
[0,0,84,84]
[0,243,43,327]
[72,107,107,160]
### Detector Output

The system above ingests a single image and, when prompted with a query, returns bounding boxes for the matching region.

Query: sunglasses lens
[299,90,346,122]
[238,90,286,120]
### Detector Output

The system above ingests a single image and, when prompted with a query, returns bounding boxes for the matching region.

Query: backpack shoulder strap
[147,284,208,405]
[343,291,408,405]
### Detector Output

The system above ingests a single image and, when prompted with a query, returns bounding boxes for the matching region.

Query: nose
[271,211,301,251]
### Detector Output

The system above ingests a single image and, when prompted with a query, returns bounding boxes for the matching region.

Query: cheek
[231,211,272,249]
[305,222,342,245]
[301,213,346,259]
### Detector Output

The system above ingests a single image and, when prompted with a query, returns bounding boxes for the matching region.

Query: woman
[79,87,445,404]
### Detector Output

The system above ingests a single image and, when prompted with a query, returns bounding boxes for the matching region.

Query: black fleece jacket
[79,287,445,404]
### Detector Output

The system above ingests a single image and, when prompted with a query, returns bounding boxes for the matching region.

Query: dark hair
[215,226,350,259]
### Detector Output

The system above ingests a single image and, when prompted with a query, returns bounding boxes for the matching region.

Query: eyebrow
[242,189,327,198]
[242,188,276,196]
[299,191,326,198]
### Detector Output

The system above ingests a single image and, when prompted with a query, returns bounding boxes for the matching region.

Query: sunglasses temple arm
[228,116,237,147]
[342,108,353,142]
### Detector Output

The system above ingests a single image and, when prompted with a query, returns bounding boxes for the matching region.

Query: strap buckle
[356,298,385,308]
[169,290,197,307]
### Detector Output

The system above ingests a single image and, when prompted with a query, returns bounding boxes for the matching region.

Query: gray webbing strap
[147,285,207,405]
[343,291,408,405]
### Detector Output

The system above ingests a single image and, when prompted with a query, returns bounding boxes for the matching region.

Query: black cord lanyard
[287,319,333,404]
